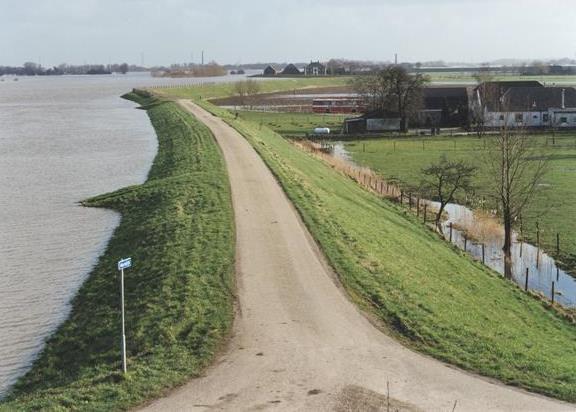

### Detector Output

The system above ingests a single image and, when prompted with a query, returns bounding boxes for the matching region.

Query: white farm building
[474,81,576,129]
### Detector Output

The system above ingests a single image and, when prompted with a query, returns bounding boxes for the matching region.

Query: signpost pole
[121,267,127,374]
[117,257,131,374]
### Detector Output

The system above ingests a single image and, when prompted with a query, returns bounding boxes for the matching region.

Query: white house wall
[551,110,576,128]
[484,107,576,128]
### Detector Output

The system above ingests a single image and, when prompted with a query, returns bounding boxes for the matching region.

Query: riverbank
[162,82,576,401]
[0,92,235,410]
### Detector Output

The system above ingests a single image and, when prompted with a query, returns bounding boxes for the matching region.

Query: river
[0,72,245,397]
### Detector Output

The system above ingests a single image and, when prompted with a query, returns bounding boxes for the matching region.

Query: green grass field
[344,135,576,272]
[152,77,350,100]
[0,93,235,411]
[177,93,576,402]
[236,111,349,135]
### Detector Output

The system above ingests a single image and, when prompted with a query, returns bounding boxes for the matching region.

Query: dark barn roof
[281,63,302,75]
[422,87,469,110]
[263,65,277,76]
[499,87,576,111]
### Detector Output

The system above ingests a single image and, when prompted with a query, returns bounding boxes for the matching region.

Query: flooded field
[330,142,576,307]
[0,72,244,397]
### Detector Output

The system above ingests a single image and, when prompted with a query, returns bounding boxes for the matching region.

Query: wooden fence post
[482,244,485,264]
[423,204,427,223]
[464,235,467,251]
[416,198,420,217]
[525,268,529,291]
[449,222,453,242]
[557,233,560,256]
[551,281,555,304]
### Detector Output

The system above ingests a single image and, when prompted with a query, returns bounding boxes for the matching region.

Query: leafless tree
[484,126,548,278]
[352,66,429,132]
[233,81,248,104]
[421,155,477,232]
[471,70,495,137]
[233,80,261,107]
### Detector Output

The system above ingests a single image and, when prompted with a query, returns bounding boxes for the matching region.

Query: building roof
[423,87,469,98]
[263,65,277,75]
[281,63,302,75]
[499,87,576,111]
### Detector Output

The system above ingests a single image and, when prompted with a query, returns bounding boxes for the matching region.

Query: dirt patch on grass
[334,385,423,412]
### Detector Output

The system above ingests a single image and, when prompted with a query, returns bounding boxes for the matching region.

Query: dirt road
[141,101,572,411]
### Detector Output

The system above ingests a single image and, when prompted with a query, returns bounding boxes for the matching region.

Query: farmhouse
[281,64,302,75]
[263,65,277,76]
[305,61,326,76]
[476,82,576,128]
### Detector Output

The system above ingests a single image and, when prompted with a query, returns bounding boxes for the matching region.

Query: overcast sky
[2,0,575,67]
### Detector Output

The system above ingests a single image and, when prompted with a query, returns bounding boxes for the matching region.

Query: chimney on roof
[561,88,566,109]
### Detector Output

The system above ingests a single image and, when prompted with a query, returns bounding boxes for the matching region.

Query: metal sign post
[117,257,132,374]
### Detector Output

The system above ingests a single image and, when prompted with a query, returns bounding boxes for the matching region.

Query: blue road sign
[118,258,132,271]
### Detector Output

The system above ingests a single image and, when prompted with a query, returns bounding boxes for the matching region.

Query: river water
[0,72,245,397]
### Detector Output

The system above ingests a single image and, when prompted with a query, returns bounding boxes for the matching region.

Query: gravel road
[140,100,572,411]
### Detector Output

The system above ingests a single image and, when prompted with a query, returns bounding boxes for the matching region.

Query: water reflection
[331,141,575,307]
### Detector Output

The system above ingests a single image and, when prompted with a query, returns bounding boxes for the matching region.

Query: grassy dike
[183,96,576,402]
[0,92,235,411]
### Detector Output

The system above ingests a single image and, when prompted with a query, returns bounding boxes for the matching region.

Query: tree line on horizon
[0,62,142,76]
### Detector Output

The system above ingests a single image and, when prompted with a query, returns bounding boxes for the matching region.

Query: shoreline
[0,91,236,411]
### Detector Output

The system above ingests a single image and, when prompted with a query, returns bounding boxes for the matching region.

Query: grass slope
[0,93,235,411]
[345,135,576,271]
[193,99,576,402]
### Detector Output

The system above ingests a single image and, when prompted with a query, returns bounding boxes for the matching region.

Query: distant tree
[352,65,429,132]
[472,69,495,137]
[484,127,548,278]
[23,62,42,76]
[233,81,247,104]
[421,155,477,231]
[233,80,261,106]
[119,63,129,74]
[245,79,260,96]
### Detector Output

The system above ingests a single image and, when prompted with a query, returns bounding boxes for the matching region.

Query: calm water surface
[0,72,244,397]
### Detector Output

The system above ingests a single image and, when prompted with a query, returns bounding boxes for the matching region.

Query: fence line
[291,139,575,312]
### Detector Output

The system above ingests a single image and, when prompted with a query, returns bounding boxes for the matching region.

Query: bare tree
[421,155,477,231]
[485,127,548,278]
[352,66,429,132]
[233,80,261,107]
[471,70,495,137]
[233,81,247,104]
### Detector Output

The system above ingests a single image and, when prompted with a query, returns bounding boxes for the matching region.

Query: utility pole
[394,53,398,65]
[117,257,132,374]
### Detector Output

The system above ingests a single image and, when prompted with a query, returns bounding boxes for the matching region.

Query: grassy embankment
[159,83,576,401]
[0,92,235,411]
[231,109,576,272]
[344,135,576,272]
